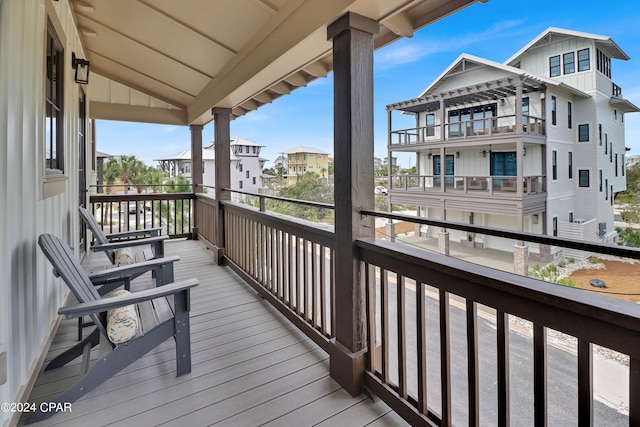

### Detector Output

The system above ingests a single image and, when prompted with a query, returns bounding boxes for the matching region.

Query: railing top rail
[90,193,195,202]
[356,237,640,355]
[360,209,640,260]
[222,188,334,210]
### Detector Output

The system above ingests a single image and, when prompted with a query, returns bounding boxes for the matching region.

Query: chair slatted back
[38,234,107,336]
[79,206,115,264]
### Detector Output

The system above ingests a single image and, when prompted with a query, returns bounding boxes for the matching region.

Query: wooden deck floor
[23,239,407,427]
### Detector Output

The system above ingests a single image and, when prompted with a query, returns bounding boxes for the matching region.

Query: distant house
[626,154,640,169]
[282,145,330,185]
[154,136,267,193]
[386,27,639,257]
[94,151,113,194]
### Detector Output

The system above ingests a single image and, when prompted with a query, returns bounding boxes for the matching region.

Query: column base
[438,231,450,256]
[329,341,367,397]
[514,244,529,276]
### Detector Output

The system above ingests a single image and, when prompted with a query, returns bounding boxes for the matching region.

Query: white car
[374,186,388,195]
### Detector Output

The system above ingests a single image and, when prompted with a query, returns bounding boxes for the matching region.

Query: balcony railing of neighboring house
[191,189,640,426]
[613,82,623,97]
[89,185,196,240]
[390,175,546,195]
[390,114,546,147]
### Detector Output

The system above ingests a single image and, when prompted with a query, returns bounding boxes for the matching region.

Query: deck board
[22,239,407,427]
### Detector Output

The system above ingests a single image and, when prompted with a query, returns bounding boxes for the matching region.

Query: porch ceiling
[73,0,486,125]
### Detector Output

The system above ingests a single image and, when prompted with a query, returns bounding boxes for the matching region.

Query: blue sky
[97,0,640,168]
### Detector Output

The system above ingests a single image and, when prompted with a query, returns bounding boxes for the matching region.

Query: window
[490,152,517,177]
[239,180,243,189]
[605,134,608,154]
[578,170,590,187]
[611,185,614,205]
[599,124,602,146]
[239,164,243,172]
[578,124,589,142]
[597,49,611,78]
[569,212,574,223]
[245,146,249,153]
[252,146,256,154]
[522,97,529,126]
[246,171,250,178]
[303,154,307,160]
[252,177,256,185]
[568,152,573,179]
[615,109,617,120]
[605,178,608,199]
[615,154,618,176]
[610,143,613,162]
[599,170,603,192]
[551,96,557,125]
[550,55,561,77]
[426,114,435,137]
[448,104,497,137]
[552,150,558,180]
[567,102,572,129]
[623,155,625,176]
[553,217,558,237]
[563,52,575,74]
[578,48,590,71]
[45,20,64,174]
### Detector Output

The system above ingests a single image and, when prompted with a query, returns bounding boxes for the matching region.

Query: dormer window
[549,55,561,77]
[578,48,590,71]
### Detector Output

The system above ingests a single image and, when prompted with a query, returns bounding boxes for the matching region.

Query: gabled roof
[505,27,630,67]
[281,145,329,155]
[205,136,264,149]
[388,53,589,113]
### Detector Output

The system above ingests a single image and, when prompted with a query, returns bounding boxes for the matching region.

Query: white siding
[0,1,88,423]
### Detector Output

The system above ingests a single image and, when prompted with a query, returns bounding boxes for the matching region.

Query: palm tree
[103,155,145,194]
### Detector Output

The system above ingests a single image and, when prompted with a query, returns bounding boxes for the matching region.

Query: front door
[433,154,455,186]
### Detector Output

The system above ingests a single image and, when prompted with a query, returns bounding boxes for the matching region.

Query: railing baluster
[416,282,428,415]
[381,268,389,384]
[497,309,510,427]
[320,245,327,335]
[577,339,593,426]
[330,248,335,337]
[398,275,407,399]
[277,229,282,300]
[467,300,479,427]
[631,357,640,426]
[296,236,302,316]
[312,242,318,328]
[534,324,547,427]
[440,290,451,426]
[303,239,309,322]
[366,263,376,372]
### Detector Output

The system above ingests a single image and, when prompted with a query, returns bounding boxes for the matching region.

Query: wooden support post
[212,108,232,264]
[190,124,203,239]
[327,11,378,397]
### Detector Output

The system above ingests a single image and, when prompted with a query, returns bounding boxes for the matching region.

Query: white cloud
[375,19,526,70]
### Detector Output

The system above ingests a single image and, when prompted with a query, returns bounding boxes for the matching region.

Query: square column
[190,125,203,239]
[327,12,378,396]
[212,107,232,264]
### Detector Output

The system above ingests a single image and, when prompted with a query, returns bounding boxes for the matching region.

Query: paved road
[379,283,629,426]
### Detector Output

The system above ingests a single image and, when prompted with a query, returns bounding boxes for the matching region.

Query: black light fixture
[72,52,90,84]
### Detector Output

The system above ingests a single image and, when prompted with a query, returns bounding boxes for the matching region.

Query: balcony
[22,191,639,426]
[390,175,546,196]
[390,114,546,150]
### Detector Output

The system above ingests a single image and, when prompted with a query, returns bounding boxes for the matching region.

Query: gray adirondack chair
[79,206,168,265]
[28,233,198,424]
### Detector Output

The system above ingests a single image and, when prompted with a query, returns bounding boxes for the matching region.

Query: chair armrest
[90,235,168,252]
[59,278,199,319]
[88,255,180,284]
[105,228,162,240]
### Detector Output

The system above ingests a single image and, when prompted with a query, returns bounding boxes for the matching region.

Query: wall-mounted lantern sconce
[523,148,527,156]
[427,151,432,159]
[532,214,539,224]
[481,150,487,158]
[71,52,90,84]
[456,151,460,158]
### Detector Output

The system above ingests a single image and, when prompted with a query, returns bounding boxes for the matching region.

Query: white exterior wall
[0,1,89,424]
[202,141,264,193]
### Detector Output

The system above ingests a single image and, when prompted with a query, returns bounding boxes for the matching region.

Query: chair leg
[46,328,99,371]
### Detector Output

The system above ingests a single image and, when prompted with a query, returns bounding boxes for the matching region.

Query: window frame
[549,55,561,77]
[568,151,573,179]
[551,96,557,126]
[552,217,558,237]
[45,19,65,175]
[578,124,589,142]
[578,48,590,71]
[552,150,558,181]
[578,169,590,188]
[567,101,572,129]
[563,52,575,74]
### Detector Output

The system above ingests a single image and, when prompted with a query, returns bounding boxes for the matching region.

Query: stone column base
[438,231,450,256]
[514,244,529,276]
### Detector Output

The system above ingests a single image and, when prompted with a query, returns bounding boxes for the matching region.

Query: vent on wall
[574,218,585,224]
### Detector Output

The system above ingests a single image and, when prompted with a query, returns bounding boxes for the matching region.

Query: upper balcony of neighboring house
[387,78,548,152]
